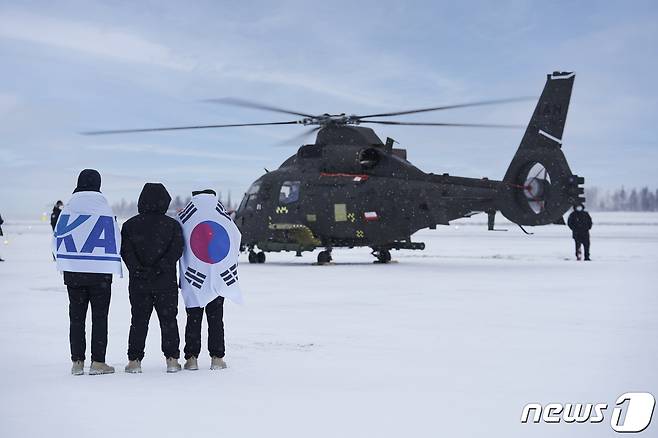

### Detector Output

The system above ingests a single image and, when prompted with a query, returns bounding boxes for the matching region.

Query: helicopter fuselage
[235,126,502,254]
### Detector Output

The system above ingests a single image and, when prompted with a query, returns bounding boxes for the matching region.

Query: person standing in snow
[0,213,4,262]
[50,200,64,230]
[121,183,184,374]
[54,169,121,375]
[567,204,593,261]
[177,189,242,371]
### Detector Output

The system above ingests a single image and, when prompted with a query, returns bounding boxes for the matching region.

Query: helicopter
[85,71,584,264]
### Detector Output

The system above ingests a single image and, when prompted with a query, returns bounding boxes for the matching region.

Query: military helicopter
[85,71,584,264]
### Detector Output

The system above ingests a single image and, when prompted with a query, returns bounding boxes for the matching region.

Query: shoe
[125,360,142,374]
[584,257,591,261]
[89,361,115,375]
[71,360,84,375]
[210,356,227,370]
[184,357,199,371]
[166,357,181,373]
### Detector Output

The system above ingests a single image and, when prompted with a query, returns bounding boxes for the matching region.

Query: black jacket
[0,213,4,236]
[121,183,184,292]
[63,169,112,287]
[567,210,592,238]
[50,207,61,230]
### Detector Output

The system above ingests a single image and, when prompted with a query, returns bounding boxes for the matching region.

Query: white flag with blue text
[53,192,122,276]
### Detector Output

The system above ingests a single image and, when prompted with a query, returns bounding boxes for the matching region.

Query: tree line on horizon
[112,192,238,218]
[585,186,658,211]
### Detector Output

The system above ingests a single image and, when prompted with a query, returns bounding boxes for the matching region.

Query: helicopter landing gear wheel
[372,249,392,263]
[249,250,266,264]
[317,250,332,265]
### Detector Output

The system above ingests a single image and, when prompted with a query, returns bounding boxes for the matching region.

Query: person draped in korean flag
[177,189,242,371]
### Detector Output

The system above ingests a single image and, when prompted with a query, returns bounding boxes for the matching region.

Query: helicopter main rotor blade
[357,97,535,119]
[274,126,322,147]
[204,97,316,118]
[361,120,524,128]
[81,121,301,136]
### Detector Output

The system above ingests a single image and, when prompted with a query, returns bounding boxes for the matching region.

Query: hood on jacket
[192,188,216,196]
[138,183,171,214]
[73,169,101,193]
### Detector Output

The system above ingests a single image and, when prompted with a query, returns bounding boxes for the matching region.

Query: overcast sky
[1,0,657,218]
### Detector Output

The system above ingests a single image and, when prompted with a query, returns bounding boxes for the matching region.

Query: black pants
[184,296,225,359]
[68,284,111,362]
[574,234,590,260]
[127,288,180,360]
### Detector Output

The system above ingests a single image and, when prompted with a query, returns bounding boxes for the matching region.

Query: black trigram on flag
[216,201,231,221]
[184,267,206,289]
[179,202,197,224]
[220,264,238,286]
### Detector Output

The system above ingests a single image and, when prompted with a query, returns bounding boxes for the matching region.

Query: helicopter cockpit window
[239,182,261,212]
[279,181,300,204]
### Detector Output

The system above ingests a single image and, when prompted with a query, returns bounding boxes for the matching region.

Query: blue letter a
[81,216,117,254]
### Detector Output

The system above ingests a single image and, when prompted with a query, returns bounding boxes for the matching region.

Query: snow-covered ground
[0,212,656,437]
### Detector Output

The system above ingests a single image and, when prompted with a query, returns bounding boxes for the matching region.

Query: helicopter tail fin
[498,72,585,225]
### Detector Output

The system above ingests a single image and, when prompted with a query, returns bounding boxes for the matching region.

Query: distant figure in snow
[0,212,4,262]
[55,169,121,375]
[50,200,64,231]
[50,201,64,260]
[121,183,184,374]
[567,204,592,261]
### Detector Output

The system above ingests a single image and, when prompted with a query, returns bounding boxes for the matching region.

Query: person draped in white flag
[53,169,121,376]
[178,189,242,371]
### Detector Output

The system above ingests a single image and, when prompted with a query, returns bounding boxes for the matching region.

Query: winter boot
[166,357,181,373]
[125,360,142,374]
[210,356,227,370]
[89,361,115,375]
[184,357,199,371]
[71,360,84,376]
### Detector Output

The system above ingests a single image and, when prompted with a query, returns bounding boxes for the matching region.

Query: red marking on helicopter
[319,172,369,182]
[364,211,379,221]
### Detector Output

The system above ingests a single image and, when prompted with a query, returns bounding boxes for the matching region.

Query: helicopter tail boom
[497,71,585,225]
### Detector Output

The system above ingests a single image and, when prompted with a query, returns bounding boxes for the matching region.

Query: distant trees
[585,186,658,211]
[112,191,238,218]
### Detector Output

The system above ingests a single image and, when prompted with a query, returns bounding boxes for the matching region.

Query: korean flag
[178,194,243,308]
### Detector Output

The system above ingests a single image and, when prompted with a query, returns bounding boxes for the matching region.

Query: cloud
[86,143,255,161]
[0,150,37,168]
[0,11,194,70]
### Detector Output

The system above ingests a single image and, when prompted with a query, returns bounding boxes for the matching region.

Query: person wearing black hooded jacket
[121,183,184,373]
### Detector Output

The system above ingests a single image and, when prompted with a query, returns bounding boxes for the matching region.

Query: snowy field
[0,212,656,438]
